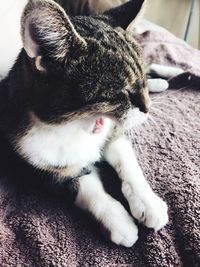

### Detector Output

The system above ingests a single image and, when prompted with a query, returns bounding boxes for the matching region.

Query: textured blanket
[0,24,200,267]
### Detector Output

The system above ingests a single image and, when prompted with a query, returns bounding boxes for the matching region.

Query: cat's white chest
[17,114,113,170]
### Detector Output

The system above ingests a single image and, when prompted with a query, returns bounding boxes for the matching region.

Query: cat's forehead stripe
[73,17,144,79]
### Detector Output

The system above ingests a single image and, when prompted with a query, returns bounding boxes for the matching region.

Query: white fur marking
[75,171,138,247]
[17,114,113,170]
[122,181,168,231]
[104,136,169,231]
[123,108,148,130]
[148,78,169,93]
[149,64,184,79]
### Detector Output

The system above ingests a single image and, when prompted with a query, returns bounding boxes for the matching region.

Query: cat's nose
[139,97,151,113]
[128,90,151,113]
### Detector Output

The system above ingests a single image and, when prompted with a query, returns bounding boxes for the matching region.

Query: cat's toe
[122,182,168,231]
[110,220,138,247]
[132,194,168,230]
[142,195,168,231]
[102,201,138,247]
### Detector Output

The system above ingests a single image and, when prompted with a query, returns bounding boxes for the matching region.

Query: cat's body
[0,0,168,247]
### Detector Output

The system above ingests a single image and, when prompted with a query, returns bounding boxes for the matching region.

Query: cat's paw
[109,217,138,247]
[122,182,168,231]
[103,200,138,247]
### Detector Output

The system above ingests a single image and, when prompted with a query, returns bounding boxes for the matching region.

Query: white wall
[144,0,200,49]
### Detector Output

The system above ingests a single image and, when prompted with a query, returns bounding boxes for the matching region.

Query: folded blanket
[0,24,200,267]
[133,19,200,83]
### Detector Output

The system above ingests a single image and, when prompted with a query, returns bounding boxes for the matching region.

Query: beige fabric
[87,0,128,14]
[144,0,200,49]
[57,0,128,15]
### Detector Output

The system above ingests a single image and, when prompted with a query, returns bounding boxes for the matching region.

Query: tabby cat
[0,0,168,247]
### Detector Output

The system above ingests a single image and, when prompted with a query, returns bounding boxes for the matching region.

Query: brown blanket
[0,27,200,266]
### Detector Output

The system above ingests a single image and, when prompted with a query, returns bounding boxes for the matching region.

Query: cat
[0,0,168,247]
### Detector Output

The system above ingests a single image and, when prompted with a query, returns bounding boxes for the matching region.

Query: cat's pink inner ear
[23,20,40,58]
[92,118,105,134]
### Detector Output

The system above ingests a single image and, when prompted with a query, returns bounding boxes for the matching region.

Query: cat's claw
[122,182,168,231]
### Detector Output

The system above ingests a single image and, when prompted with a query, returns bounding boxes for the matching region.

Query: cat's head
[21,0,150,129]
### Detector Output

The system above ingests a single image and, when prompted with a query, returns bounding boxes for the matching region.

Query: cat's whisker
[132,127,146,162]
[133,124,154,167]
[151,97,179,105]
[150,85,191,100]
[168,85,191,93]
[151,107,195,134]
[151,106,198,133]
[129,130,140,150]
[126,130,140,161]
[151,105,179,121]
[151,104,175,113]
[151,97,179,106]
[148,115,162,133]
[150,107,170,117]
[134,118,154,139]
[152,101,173,106]
[150,95,164,101]
[133,131,143,164]
[150,113,175,136]
[141,118,152,131]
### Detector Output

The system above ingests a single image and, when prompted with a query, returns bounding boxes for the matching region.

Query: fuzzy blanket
[0,24,200,266]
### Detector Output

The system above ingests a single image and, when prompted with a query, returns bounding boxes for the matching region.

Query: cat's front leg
[104,136,168,231]
[74,168,138,247]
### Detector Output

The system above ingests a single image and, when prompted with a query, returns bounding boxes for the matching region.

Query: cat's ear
[21,0,87,69]
[103,0,146,29]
